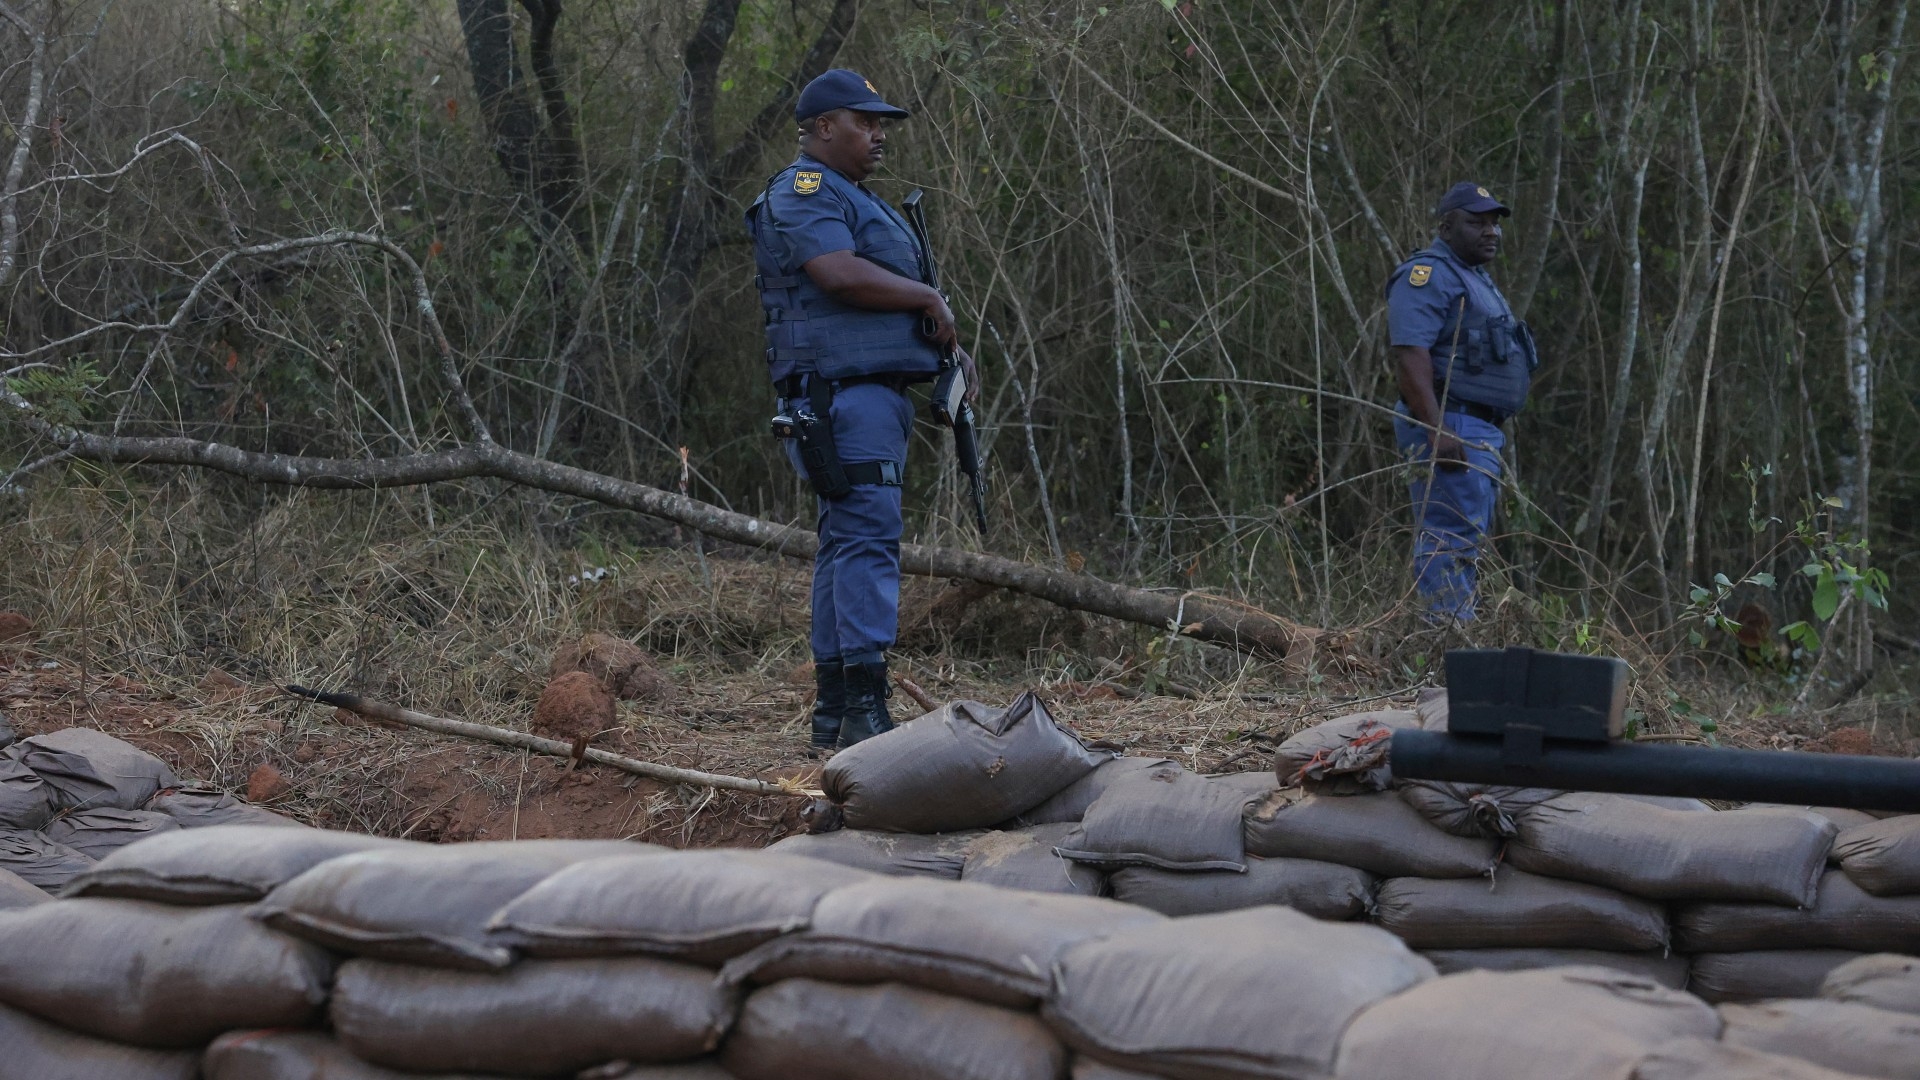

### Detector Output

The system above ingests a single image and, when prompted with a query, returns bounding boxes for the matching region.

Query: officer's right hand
[923,293,958,348]
[1432,428,1468,472]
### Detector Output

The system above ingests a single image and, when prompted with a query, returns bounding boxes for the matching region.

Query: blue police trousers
[786,379,914,666]
[1393,405,1505,623]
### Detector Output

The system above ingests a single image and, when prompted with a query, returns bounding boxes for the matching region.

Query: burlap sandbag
[1045,906,1434,1080]
[1006,756,1172,827]
[0,754,55,828]
[1211,770,1280,805]
[204,1030,504,1079]
[65,823,412,904]
[1243,789,1498,879]
[1373,868,1669,951]
[254,838,651,969]
[1688,950,1866,1003]
[1630,1038,1876,1080]
[1745,804,1881,831]
[1334,966,1721,1080]
[768,828,981,878]
[0,1001,199,1080]
[1396,780,1561,839]
[488,849,868,963]
[825,692,1109,833]
[1073,1061,1172,1080]
[6,728,178,811]
[0,864,49,907]
[1720,999,1920,1079]
[1674,870,1920,953]
[0,897,333,1046]
[1823,954,1920,1016]
[0,827,93,891]
[40,807,180,859]
[722,978,1067,1080]
[1415,687,1448,730]
[1509,795,1835,905]
[1272,710,1419,793]
[1107,856,1373,920]
[1421,947,1690,988]
[1834,817,1920,897]
[145,787,308,830]
[1054,762,1248,871]
[332,957,727,1076]
[724,876,1162,1007]
[961,824,1107,896]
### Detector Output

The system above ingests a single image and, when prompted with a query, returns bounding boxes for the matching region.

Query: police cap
[795,69,911,122]
[1435,181,1511,218]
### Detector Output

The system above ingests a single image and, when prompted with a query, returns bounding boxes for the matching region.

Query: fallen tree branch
[285,684,815,797]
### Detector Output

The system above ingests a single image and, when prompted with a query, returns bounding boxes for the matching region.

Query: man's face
[1440,210,1504,266]
[812,109,889,181]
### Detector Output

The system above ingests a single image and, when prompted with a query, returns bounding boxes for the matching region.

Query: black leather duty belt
[1445,400,1510,426]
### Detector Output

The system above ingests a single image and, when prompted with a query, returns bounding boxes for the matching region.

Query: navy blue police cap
[796,69,911,122]
[1435,181,1511,218]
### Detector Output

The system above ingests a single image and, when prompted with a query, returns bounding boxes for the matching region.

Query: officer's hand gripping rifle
[902,189,988,533]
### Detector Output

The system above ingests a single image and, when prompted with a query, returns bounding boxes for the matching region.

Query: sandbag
[1689,951,1866,1003]
[0,1001,199,1080]
[1006,756,1171,827]
[1509,795,1835,905]
[0,864,49,907]
[1073,1062,1172,1080]
[1054,762,1248,871]
[1674,871,1920,953]
[1334,966,1721,1080]
[768,828,980,878]
[0,754,55,828]
[332,957,726,1076]
[1421,947,1690,988]
[1745,804,1881,831]
[65,823,408,904]
[1242,790,1498,879]
[39,807,180,859]
[1415,687,1448,730]
[145,787,308,830]
[0,898,333,1047]
[1823,954,1920,1016]
[961,824,1107,896]
[723,876,1163,1007]
[1107,856,1373,920]
[1719,998,1920,1079]
[253,838,651,969]
[1396,780,1561,839]
[595,1065,740,1080]
[1373,868,1668,951]
[722,977,1067,1080]
[204,1030,503,1079]
[0,827,93,891]
[1272,709,1418,793]
[1045,906,1433,1080]
[488,849,868,963]
[1210,770,1280,805]
[1833,817,1920,897]
[1630,1038,1879,1080]
[824,692,1108,833]
[6,727,178,811]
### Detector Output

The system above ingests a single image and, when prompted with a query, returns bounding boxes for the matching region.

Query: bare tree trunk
[0,0,50,293]
[455,0,583,241]
[1511,0,1568,320]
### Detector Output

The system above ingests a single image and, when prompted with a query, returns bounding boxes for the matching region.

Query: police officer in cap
[1385,181,1539,623]
[747,68,979,750]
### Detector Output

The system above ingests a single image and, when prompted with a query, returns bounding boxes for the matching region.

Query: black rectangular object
[1444,647,1627,743]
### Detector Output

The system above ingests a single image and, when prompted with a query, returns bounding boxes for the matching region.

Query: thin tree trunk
[1511,0,1569,319]
[0,1,49,293]
[1580,151,1648,555]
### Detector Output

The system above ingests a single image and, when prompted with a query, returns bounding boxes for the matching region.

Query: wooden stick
[286,685,816,798]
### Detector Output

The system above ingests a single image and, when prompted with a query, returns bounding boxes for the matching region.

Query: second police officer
[747,69,979,751]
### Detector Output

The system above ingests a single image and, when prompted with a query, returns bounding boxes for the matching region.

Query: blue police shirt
[1385,240,1532,415]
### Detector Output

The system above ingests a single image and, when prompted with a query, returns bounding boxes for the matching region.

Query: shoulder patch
[1408,264,1433,287]
[793,171,823,196]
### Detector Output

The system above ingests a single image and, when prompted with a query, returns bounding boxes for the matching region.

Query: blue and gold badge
[794,171,823,196]
[1409,264,1433,287]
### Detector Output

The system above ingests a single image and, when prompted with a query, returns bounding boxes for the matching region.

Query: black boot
[838,659,896,749]
[810,660,846,751]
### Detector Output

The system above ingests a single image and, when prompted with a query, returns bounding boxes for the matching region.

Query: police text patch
[794,171,823,196]
[1409,264,1433,287]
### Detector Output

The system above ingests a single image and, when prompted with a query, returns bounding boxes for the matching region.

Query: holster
[796,378,853,500]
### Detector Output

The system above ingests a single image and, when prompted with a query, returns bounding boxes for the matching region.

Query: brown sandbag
[0,827,93,891]
[6,727,178,811]
[0,864,49,907]
[1396,780,1561,839]
[768,828,981,878]
[39,807,180,859]
[488,849,868,963]
[1689,951,1866,1003]
[204,1030,504,1079]
[253,838,652,969]
[1045,906,1434,1080]
[961,823,1107,896]
[145,787,308,830]
[331,957,727,1076]
[1509,794,1835,905]
[1421,947,1690,988]
[1107,856,1373,920]
[1720,998,1920,1079]
[1834,817,1920,897]
[824,692,1109,833]
[65,823,413,904]
[0,754,55,828]
[1054,761,1248,871]
[0,1001,199,1080]
[1334,966,1722,1080]
[0,898,333,1047]
[1242,789,1499,879]
[1272,709,1418,793]
[722,977,1067,1080]
[1006,756,1172,827]
[1373,868,1669,951]
[1674,871,1920,953]
[1823,954,1920,1016]
[723,876,1163,1007]
[1631,1038,1878,1080]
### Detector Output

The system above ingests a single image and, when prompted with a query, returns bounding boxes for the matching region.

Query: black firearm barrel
[1391,729,1920,812]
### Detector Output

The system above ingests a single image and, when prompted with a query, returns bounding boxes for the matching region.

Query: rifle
[901,189,988,533]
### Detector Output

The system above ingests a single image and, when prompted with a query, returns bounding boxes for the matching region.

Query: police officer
[1385,182,1539,623]
[747,69,978,750]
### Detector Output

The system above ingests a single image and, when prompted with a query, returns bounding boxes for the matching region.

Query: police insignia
[794,171,822,196]
[864,78,878,92]
[1409,264,1433,287]
[1476,186,1491,198]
